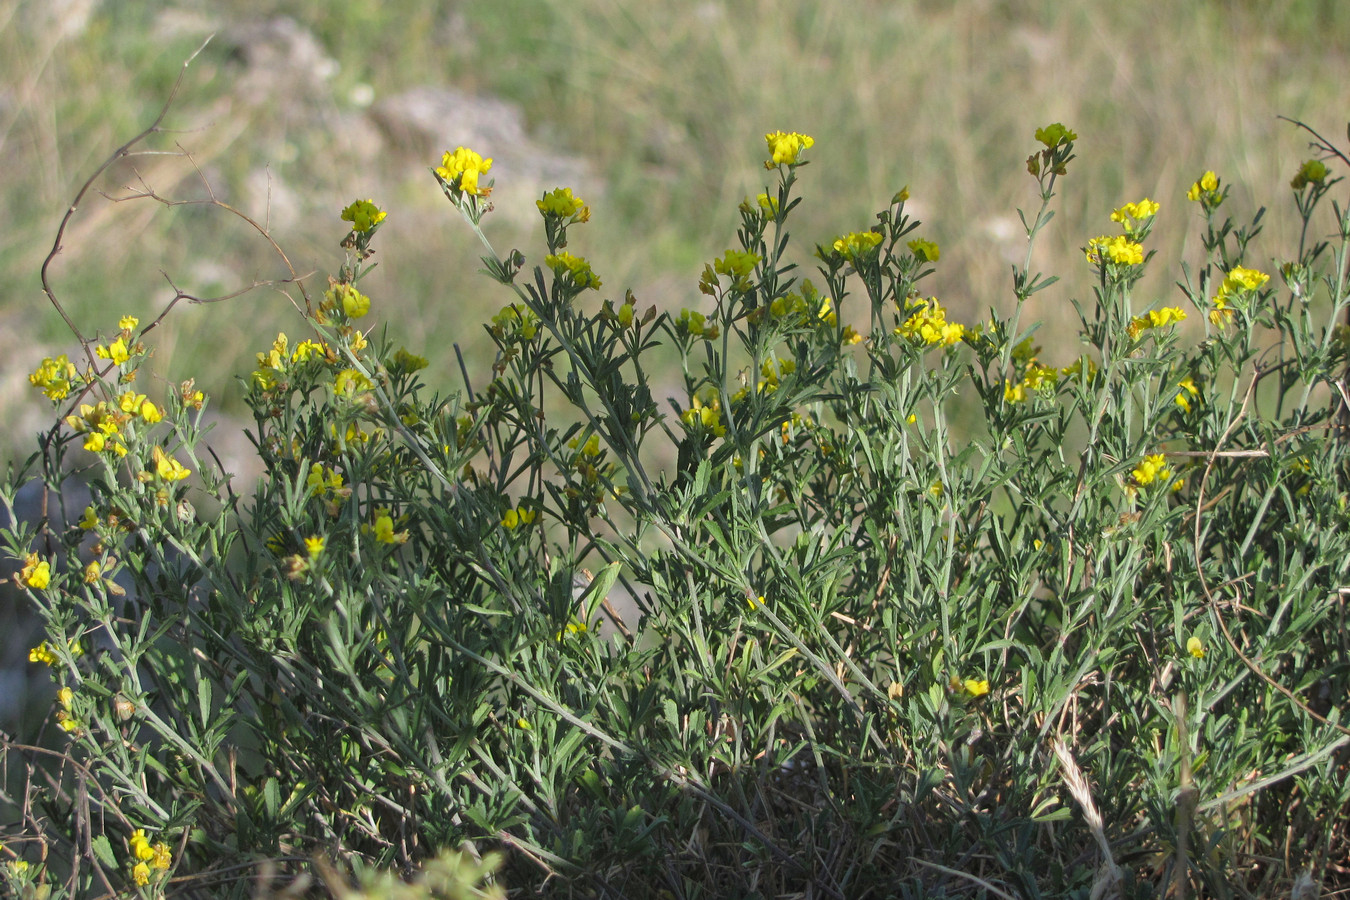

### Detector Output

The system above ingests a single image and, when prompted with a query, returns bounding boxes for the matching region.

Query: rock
[372,86,599,225]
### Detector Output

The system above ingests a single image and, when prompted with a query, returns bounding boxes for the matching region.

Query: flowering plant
[4,95,1349,900]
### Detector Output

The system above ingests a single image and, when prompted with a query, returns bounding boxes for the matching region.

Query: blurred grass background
[4,0,1350,461]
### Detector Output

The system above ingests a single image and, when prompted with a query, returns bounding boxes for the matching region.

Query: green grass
[5,0,1350,449]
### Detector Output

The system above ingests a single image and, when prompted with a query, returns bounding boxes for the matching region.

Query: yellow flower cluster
[1109,198,1159,232]
[907,237,940,262]
[19,553,51,590]
[831,230,883,262]
[128,829,172,886]
[764,130,814,168]
[96,337,131,366]
[119,391,162,424]
[436,146,493,196]
[1291,159,1329,191]
[252,333,332,390]
[895,298,964,347]
[327,282,371,319]
[147,446,191,483]
[545,251,603,290]
[307,463,345,497]
[1034,123,1077,148]
[680,391,726,438]
[340,199,386,233]
[556,618,591,641]
[501,506,537,530]
[65,402,129,457]
[1127,453,1178,492]
[1003,362,1059,403]
[29,638,81,665]
[1175,376,1200,413]
[334,368,374,395]
[29,354,79,401]
[569,434,601,459]
[1186,170,1221,208]
[676,309,719,341]
[713,249,761,280]
[369,509,409,545]
[1126,306,1187,340]
[537,186,589,220]
[491,303,540,342]
[757,356,796,392]
[1085,234,1145,267]
[1208,266,1269,326]
[56,686,79,733]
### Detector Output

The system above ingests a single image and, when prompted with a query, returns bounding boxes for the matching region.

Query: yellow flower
[293,339,329,362]
[1034,123,1077,148]
[20,553,51,590]
[756,192,780,215]
[130,829,155,861]
[1086,235,1144,267]
[1110,198,1160,232]
[536,186,587,218]
[334,368,373,395]
[304,536,325,559]
[1187,170,1220,204]
[79,506,98,530]
[96,337,131,366]
[328,283,371,319]
[29,641,59,666]
[896,298,965,347]
[1208,294,1232,327]
[118,392,147,414]
[500,506,535,530]
[675,309,719,340]
[340,199,386,233]
[764,130,814,168]
[151,446,191,482]
[747,594,766,611]
[1290,159,1328,191]
[1129,453,1173,489]
[830,230,884,262]
[1175,376,1199,413]
[152,842,172,870]
[1187,636,1206,659]
[139,400,162,424]
[436,146,494,195]
[133,862,151,886]
[29,355,79,401]
[545,251,603,290]
[371,511,408,545]
[713,249,761,280]
[907,237,940,262]
[1126,307,1187,340]
[1208,266,1270,326]
[962,678,990,697]
[118,315,139,330]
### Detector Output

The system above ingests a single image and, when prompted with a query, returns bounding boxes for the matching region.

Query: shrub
[4,85,1349,899]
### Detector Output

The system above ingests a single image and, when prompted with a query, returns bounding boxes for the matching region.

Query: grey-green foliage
[4,123,1349,900]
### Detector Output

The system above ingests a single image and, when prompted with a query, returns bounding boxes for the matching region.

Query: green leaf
[579,561,621,623]
[91,834,117,869]
[197,678,212,727]
[263,777,280,820]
